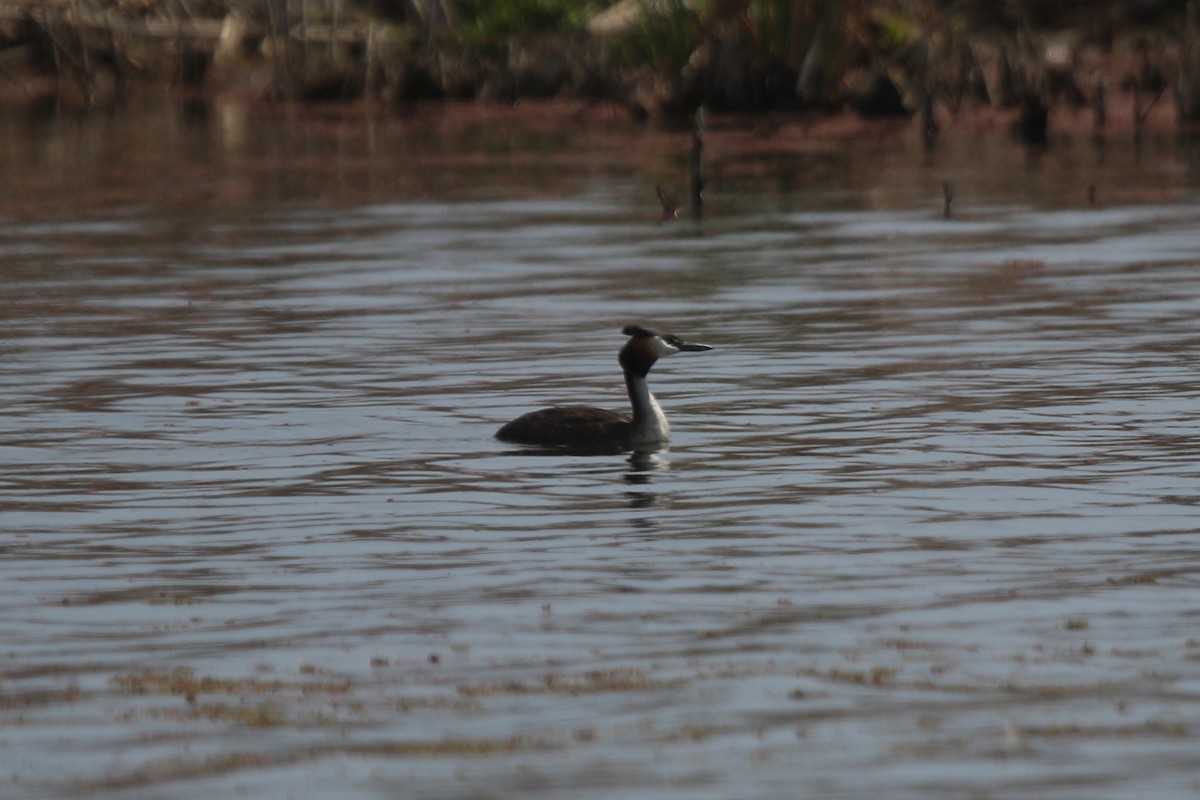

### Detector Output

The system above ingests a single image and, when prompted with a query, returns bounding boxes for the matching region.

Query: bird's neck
[625,370,669,442]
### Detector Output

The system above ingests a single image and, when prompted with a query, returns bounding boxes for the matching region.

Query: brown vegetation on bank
[0,0,1197,136]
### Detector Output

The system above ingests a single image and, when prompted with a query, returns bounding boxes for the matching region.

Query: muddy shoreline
[1,0,1197,143]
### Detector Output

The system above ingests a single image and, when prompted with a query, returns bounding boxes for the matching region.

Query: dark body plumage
[495,325,711,452]
[495,406,635,450]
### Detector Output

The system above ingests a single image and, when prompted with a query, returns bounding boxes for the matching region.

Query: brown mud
[0,0,1196,142]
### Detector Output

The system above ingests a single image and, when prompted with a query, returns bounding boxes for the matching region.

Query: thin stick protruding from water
[690,107,705,221]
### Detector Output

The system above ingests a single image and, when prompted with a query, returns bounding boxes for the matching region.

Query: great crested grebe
[496,325,712,451]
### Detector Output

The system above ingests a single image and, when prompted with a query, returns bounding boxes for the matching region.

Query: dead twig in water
[690,107,705,222]
[1134,82,1168,131]
[655,183,678,223]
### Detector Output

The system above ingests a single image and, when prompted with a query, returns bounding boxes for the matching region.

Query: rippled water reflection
[2,104,1200,799]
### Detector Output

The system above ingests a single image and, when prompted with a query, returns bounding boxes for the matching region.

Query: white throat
[626,372,669,443]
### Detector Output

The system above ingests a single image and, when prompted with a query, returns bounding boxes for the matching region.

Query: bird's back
[495,405,633,449]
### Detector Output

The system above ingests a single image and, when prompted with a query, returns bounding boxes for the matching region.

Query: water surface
[2,103,1200,799]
